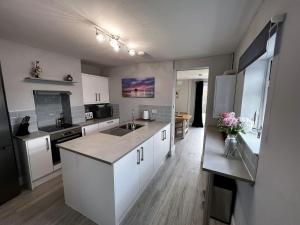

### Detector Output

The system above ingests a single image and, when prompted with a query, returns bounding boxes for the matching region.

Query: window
[240,34,276,141]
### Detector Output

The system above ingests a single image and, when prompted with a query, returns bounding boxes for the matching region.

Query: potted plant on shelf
[217,112,253,158]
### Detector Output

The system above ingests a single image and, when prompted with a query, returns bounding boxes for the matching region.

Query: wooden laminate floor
[0,128,224,225]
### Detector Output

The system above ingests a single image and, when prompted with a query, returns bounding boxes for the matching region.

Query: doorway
[175,68,209,139]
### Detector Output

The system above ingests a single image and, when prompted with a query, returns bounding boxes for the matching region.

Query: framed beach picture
[122,77,155,98]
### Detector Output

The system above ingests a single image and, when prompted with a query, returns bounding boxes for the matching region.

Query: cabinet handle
[137,149,140,165]
[141,147,144,161]
[83,128,86,136]
[46,138,50,150]
[164,130,167,140]
[95,93,98,102]
[107,120,113,124]
[161,130,164,141]
[98,93,101,102]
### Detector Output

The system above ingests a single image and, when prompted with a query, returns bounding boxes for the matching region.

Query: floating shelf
[24,77,77,85]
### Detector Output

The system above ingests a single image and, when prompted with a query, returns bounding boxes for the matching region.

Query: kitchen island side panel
[60,149,116,225]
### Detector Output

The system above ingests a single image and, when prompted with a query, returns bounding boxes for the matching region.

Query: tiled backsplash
[111,104,120,118]
[9,105,85,134]
[139,105,172,122]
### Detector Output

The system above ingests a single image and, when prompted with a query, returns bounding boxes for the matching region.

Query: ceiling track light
[94,26,145,56]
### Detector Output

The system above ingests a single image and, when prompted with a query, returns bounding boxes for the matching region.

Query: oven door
[51,133,82,170]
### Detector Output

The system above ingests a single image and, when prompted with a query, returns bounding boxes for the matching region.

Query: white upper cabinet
[213,75,237,118]
[82,73,110,104]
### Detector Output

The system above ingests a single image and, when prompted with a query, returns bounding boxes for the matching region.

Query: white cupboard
[213,75,237,118]
[82,73,110,104]
[82,118,120,136]
[82,123,99,136]
[16,135,60,190]
[61,123,171,225]
[154,124,171,173]
[26,136,53,181]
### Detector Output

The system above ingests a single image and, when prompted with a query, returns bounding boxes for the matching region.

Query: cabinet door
[27,136,53,181]
[139,137,154,192]
[97,76,110,104]
[82,74,98,104]
[82,123,99,136]
[114,147,140,223]
[99,118,119,131]
[153,129,164,173]
[162,124,171,157]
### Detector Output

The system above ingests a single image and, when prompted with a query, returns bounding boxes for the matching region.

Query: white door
[27,136,53,181]
[82,74,98,104]
[139,137,154,192]
[114,147,140,223]
[82,123,99,136]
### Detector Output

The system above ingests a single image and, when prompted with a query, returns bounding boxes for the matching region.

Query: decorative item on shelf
[217,112,249,158]
[31,61,43,78]
[64,74,73,82]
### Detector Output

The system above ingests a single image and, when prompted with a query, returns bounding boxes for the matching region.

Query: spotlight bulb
[110,39,120,52]
[128,49,136,56]
[137,51,145,56]
[96,32,105,42]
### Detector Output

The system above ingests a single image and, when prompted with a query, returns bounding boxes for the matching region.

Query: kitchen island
[58,121,171,225]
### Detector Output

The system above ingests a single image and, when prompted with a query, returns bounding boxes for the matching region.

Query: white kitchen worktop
[202,126,255,183]
[58,121,170,165]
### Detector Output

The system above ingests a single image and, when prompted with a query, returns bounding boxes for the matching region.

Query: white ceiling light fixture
[128,49,136,56]
[96,29,105,42]
[94,27,144,56]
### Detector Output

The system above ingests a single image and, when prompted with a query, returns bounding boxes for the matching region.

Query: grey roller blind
[238,21,282,72]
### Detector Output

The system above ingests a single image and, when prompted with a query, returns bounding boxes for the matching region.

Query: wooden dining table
[175,113,192,138]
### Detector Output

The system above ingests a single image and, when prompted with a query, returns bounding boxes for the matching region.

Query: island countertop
[57,121,170,165]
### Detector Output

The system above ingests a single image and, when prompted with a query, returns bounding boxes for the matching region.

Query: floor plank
[0,127,225,225]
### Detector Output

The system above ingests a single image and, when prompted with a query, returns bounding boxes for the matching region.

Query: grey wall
[103,61,175,123]
[81,61,103,76]
[233,1,300,225]
[174,54,233,126]
[0,38,85,131]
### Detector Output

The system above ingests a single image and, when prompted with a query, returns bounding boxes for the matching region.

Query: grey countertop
[14,131,49,141]
[78,116,120,127]
[202,126,255,183]
[14,117,120,141]
[58,121,170,165]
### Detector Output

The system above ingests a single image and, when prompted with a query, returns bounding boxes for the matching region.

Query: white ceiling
[177,69,209,80]
[0,0,263,66]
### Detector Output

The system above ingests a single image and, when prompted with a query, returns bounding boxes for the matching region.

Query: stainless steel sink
[119,123,144,131]
[100,123,144,137]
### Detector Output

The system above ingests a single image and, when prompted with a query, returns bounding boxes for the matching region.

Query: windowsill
[238,132,261,155]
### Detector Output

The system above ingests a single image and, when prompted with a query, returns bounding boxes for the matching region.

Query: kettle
[143,110,150,120]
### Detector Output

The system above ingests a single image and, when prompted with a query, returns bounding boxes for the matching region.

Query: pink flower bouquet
[217,112,246,135]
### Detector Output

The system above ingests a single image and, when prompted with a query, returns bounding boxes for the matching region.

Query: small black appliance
[15,116,30,136]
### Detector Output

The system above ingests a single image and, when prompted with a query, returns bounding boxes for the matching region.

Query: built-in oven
[49,126,82,170]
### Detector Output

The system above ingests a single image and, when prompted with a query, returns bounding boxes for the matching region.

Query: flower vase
[224,134,237,158]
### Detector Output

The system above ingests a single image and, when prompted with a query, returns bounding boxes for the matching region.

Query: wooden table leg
[203,173,214,225]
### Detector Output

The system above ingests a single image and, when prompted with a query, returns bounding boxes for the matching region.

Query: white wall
[103,61,175,122]
[233,1,300,225]
[174,54,233,126]
[0,38,83,111]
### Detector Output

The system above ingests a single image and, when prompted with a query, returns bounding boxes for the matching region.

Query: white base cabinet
[61,124,170,225]
[16,135,60,189]
[82,118,120,137]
